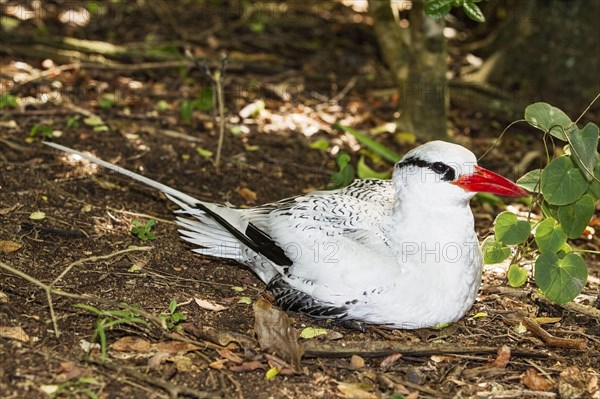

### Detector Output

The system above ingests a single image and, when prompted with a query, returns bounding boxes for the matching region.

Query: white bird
[45,141,526,329]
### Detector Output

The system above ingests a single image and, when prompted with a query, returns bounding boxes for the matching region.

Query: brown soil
[1,2,599,399]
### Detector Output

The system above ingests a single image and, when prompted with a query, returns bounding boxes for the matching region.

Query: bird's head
[392,141,527,205]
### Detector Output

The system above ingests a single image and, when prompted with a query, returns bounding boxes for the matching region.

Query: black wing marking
[266,275,348,318]
[194,202,293,266]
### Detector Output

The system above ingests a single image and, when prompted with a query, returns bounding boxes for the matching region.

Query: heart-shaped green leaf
[534,217,567,253]
[507,264,527,287]
[516,169,542,193]
[568,123,599,181]
[535,252,588,304]
[540,201,558,220]
[482,236,511,265]
[557,194,595,239]
[494,211,531,245]
[524,102,572,140]
[541,156,589,205]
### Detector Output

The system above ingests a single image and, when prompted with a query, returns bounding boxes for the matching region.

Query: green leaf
[516,169,542,193]
[357,156,391,180]
[155,100,169,111]
[424,0,453,19]
[587,161,600,200]
[310,139,330,151]
[568,123,599,181]
[195,87,214,112]
[474,192,504,206]
[507,264,527,287]
[237,296,252,305]
[336,124,401,163]
[557,194,595,239]
[30,124,53,138]
[0,93,18,109]
[299,327,328,339]
[481,236,511,265]
[99,96,115,109]
[83,115,104,126]
[541,156,589,205]
[524,102,572,140]
[93,125,109,133]
[196,146,213,158]
[265,366,279,380]
[541,200,559,219]
[336,152,351,169]
[463,2,486,22]
[535,252,588,304]
[330,152,355,189]
[494,211,531,245]
[534,217,567,254]
[169,300,177,313]
[180,100,194,123]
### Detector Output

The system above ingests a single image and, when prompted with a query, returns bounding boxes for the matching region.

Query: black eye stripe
[396,157,456,181]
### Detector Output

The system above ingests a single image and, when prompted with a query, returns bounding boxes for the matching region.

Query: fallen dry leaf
[253,298,304,372]
[380,353,403,368]
[491,345,511,367]
[194,297,227,312]
[521,368,553,391]
[337,382,378,399]
[0,240,22,254]
[111,336,152,352]
[148,352,171,369]
[558,366,599,399]
[0,292,8,303]
[155,341,201,354]
[216,348,244,364]
[236,187,258,203]
[0,325,30,343]
[55,362,85,383]
[229,360,266,373]
[535,317,562,325]
[0,204,20,215]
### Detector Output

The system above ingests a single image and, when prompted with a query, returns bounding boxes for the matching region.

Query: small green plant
[160,300,187,331]
[0,93,18,109]
[49,377,103,399]
[425,0,486,23]
[66,114,81,129]
[180,86,214,123]
[99,94,116,109]
[329,152,355,189]
[483,101,599,304]
[30,124,54,139]
[74,303,147,361]
[130,219,156,241]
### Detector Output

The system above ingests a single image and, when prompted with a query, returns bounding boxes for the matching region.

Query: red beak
[452,166,528,197]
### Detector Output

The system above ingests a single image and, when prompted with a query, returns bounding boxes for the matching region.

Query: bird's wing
[244,178,395,234]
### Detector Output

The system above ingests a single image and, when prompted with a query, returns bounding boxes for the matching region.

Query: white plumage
[45,141,526,329]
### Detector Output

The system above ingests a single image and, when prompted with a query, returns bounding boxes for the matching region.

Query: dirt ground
[1,2,599,398]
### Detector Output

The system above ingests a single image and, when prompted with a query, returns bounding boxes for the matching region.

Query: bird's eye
[431,162,449,174]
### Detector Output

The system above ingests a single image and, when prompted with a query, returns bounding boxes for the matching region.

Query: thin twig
[522,317,587,350]
[574,91,600,124]
[85,358,220,399]
[303,341,549,359]
[0,249,168,338]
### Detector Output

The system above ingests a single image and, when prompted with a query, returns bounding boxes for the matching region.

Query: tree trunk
[368,0,448,140]
[470,0,600,115]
